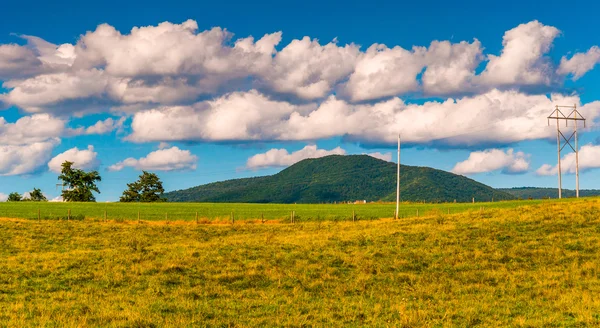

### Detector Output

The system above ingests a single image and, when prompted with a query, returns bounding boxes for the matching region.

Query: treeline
[7,188,47,202]
[6,161,167,203]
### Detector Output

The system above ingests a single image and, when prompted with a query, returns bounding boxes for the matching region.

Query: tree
[28,188,47,202]
[120,171,165,202]
[58,161,101,202]
[7,192,22,202]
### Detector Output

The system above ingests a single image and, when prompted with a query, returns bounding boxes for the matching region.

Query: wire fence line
[0,200,546,222]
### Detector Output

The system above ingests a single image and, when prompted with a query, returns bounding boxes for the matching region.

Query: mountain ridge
[165,155,515,203]
[499,187,600,199]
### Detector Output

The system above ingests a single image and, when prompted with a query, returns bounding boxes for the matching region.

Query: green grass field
[0,199,554,222]
[1,198,599,326]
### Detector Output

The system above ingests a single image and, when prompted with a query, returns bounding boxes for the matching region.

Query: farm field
[0,198,558,222]
[1,198,600,326]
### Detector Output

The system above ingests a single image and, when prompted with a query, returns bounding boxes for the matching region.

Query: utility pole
[396,134,400,220]
[547,105,586,199]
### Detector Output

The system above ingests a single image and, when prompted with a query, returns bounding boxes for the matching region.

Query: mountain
[499,187,600,199]
[165,155,514,203]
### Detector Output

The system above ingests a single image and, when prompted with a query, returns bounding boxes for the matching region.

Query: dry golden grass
[1,199,599,326]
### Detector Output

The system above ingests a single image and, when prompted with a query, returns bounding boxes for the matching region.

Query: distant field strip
[0,198,577,221]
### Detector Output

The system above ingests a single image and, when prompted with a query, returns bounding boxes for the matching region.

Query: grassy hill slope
[165,155,514,203]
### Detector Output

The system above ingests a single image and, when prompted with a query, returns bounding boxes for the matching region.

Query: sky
[2,0,600,201]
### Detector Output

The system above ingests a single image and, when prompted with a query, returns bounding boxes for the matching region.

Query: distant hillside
[499,187,600,199]
[165,155,514,203]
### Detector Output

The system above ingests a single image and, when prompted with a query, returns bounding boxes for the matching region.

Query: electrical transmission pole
[396,134,400,219]
[547,105,586,199]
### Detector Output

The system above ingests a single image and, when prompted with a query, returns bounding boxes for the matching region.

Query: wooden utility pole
[396,134,400,220]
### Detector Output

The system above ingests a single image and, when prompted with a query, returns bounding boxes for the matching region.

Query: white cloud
[108,146,197,171]
[126,90,312,142]
[452,148,530,175]
[557,46,600,80]
[536,143,600,176]
[479,20,560,87]
[0,193,7,202]
[0,114,64,145]
[47,145,100,173]
[68,117,126,136]
[0,44,44,79]
[246,145,346,169]
[2,69,110,114]
[0,19,582,116]
[0,141,58,176]
[49,196,64,202]
[422,40,484,95]
[341,44,426,102]
[0,114,64,176]
[366,152,393,162]
[125,89,600,148]
[264,37,360,99]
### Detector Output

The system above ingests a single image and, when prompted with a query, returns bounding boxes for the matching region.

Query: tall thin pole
[396,134,400,219]
[556,105,562,199]
[574,104,579,198]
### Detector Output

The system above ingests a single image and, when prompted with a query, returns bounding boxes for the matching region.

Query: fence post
[38,209,40,222]
[352,210,355,222]
[261,213,265,224]
[166,212,168,224]
[231,211,234,225]
[447,208,450,215]
[104,210,107,222]
[138,211,140,223]
[416,209,419,217]
[195,212,198,224]
[68,209,71,221]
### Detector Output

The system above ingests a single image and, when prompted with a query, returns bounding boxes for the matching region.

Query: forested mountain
[499,187,600,199]
[165,155,514,203]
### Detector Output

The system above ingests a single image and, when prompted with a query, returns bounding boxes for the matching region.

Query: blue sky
[2,0,600,201]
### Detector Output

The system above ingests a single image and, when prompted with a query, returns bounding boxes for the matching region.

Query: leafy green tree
[7,192,22,202]
[28,188,47,202]
[120,171,165,202]
[58,161,101,202]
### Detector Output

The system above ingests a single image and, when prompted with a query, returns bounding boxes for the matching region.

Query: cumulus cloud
[557,46,600,80]
[422,40,484,95]
[126,90,312,142]
[246,145,346,169]
[0,19,577,116]
[536,143,600,176]
[264,37,360,99]
[366,152,393,161]
[452,148,530,175]
[47,145,100,173]
[67,117,126,136]
[2,69,111,114]
[49,196,64,202]
[341,44,427,102]
[108,146,197,171]
[126,89,600,148]
[0,193,8,202]
[0,141,58,176]
[0,114,64,145]
[479,20,560,87]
